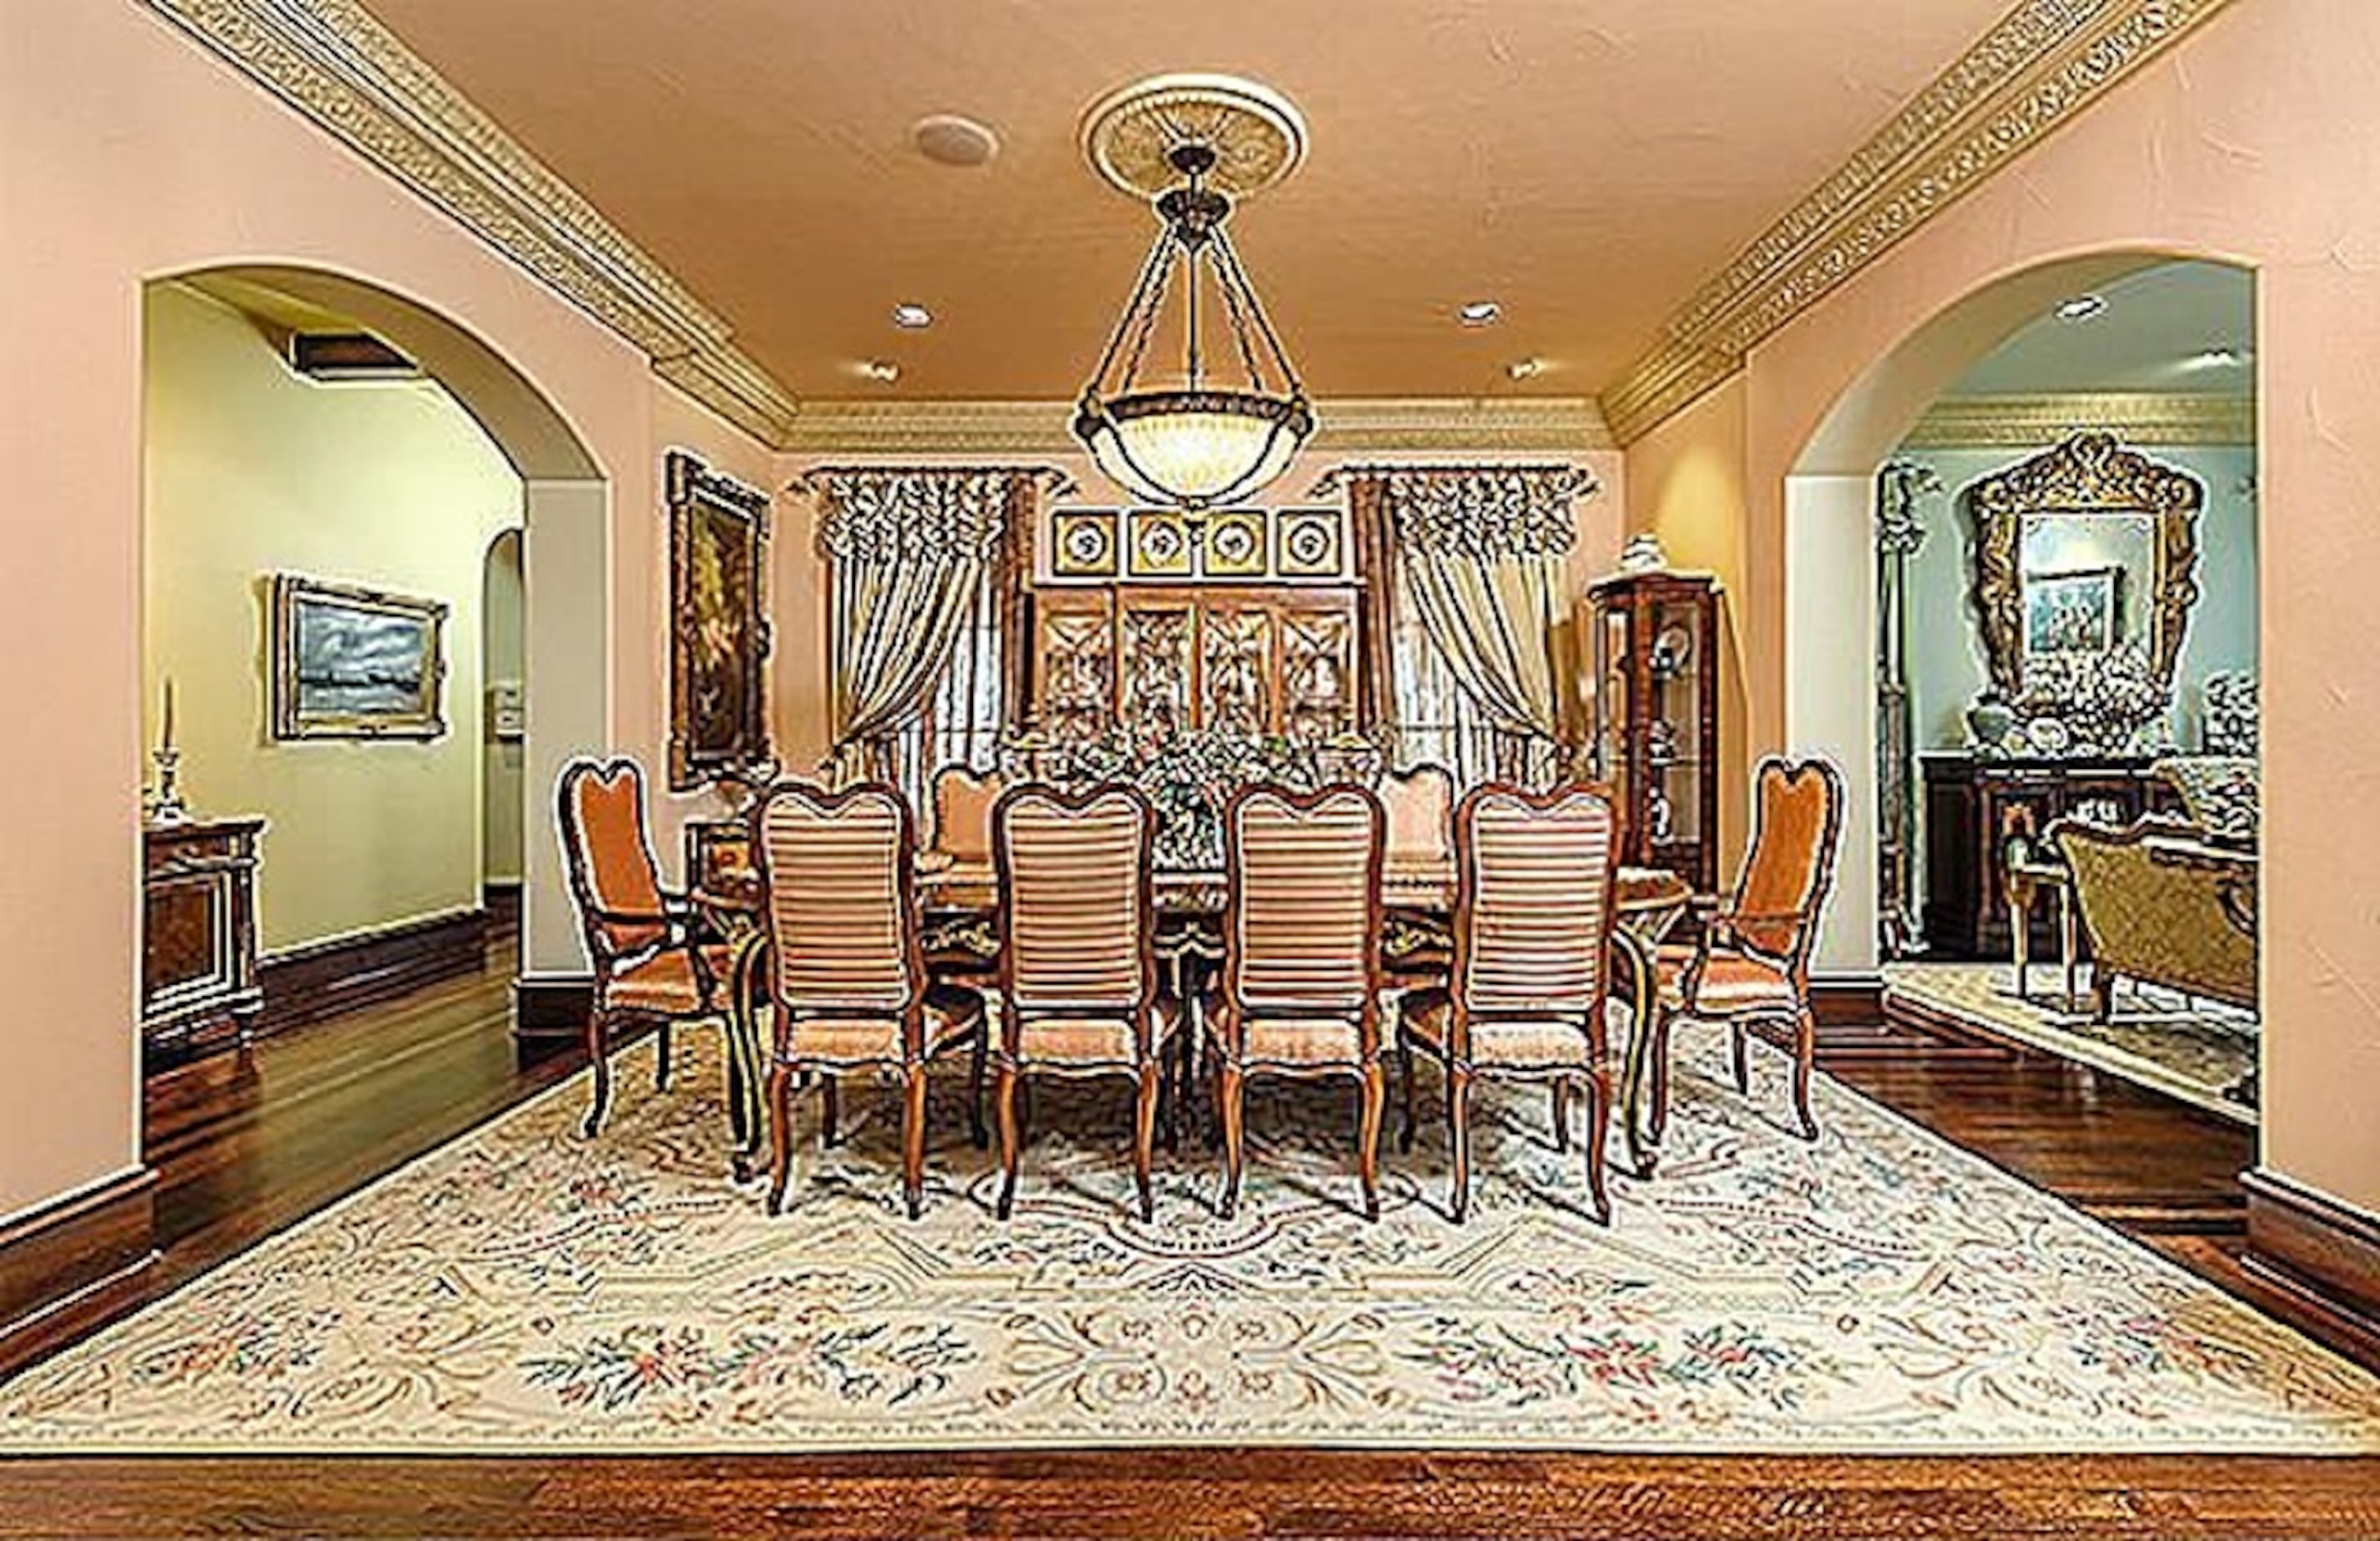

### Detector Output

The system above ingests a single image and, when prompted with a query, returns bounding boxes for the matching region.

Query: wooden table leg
[1613,926,1659,1179]
[2057,879,2079,1013]
[2008,870,2034,1001]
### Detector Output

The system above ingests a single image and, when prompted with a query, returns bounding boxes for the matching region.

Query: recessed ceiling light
[2185,346,2250,370]
[2054,293,2108,322]
[891,302,934,330]
[911,114,1000,167]
[859,359,901,383]
[1457,300,1503,327]
[1505,356,1544,381]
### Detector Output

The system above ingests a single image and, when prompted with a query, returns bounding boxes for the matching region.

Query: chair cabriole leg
[1358,1058,1386,1222]
[994,1060,1021,1220]
[1551,1080,1571,1153]
[1793,1008,1820,1141]
[1217,1059,1245,1219]
[902,1061,928,1219]
[1447,1061,1473,1224]
[765,1059,796,1216]
[655,1022,673,1091]
[1134,1060,1160,1223]
[966,1017,990,1150]
[1585,1068,1612,1224]
[580,1007,613,1140]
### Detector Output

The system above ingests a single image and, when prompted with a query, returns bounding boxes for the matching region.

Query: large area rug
[0,1028,2369,1455]
[1884,962,2258,1125]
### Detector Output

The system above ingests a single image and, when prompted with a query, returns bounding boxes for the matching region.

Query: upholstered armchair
[555,759,751,1156]
[752,781,988,1219]
[1650,756,1846,1144]
[2053,813,2257,1017]
[1396,782,1623,1224]
[991,784,1174,1222]
[1213,784,1387,1220]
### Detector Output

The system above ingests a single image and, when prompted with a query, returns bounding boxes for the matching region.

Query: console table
[141,816,265,1063]
[1921,755,2178,959]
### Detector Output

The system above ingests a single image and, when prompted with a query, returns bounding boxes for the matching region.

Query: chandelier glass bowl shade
[1073,94,1314,510]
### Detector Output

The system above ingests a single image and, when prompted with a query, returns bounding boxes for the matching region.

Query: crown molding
[1601,0,2241,446]
[779,397,1615,456]
[1903,392,2254,450]
[140,0,800,446]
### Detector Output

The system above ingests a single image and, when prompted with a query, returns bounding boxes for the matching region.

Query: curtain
[1346,467,1596,788]
[812,469,1039,784]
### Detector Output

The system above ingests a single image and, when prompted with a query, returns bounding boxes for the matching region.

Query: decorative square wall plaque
[1050,508,1120,578]
[1275,507,1344,577]
[1126,508,1194,578]
[1201,507,1268,578]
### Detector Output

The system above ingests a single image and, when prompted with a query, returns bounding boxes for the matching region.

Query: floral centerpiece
[2013,642,2174,757]
[1033,724,1322,871]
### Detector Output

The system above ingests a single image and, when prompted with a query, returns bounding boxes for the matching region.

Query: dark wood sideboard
[141,816,264,1063]
[1921,755,2179,959]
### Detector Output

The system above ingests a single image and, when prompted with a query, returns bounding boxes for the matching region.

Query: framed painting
[667,449,774,790]
[1051,508,1120,578]
[1200,507,1268,578]
[269,574,447,739]
[1126,508,1194,578]
[2024,565,2122,657]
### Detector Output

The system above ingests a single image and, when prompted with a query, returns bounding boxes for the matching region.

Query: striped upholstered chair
[990,784,1173,1222]
[1213,784,1388,1220]
[555,757,738,1144]
[1650,755,1846,1143]
[753,781,987,1219]
[1396,782,1623,1224]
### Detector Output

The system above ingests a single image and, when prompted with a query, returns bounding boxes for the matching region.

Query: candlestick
[162,676,176,752]
[147,674,189,825]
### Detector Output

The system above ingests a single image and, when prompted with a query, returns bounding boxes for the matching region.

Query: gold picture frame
[268,574,449,739]
[1051,508,1120,578]
[667,449,774,790]
[1275,507,1344,577]
[1201,507,1268,578]
[1126,508,1194,578]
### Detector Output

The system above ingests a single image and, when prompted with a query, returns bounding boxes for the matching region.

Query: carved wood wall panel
[1030,586,1363,745]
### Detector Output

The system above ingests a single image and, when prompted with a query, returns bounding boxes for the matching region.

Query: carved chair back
[1451,782,1620,1022]
[555,757,670,963]
[994,784,1158,1022]
[1726,756,1848,972]
[754,781,923,1026]
[1224,784,1383,1018]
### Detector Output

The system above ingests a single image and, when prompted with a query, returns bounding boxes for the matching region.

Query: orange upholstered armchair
[990,784,1173,1222]
[752,781,987,1219]
[1396,783,1624,1224]
[554,758,741,1148]
[1650,755,1846,1144]
[1213,784,1387,1220]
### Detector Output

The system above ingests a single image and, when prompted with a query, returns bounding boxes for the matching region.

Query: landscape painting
[270,574,447,739]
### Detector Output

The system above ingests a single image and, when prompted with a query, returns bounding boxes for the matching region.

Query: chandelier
[1073,75,1315,510]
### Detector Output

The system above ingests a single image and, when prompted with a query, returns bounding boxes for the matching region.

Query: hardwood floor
[5,949,2373,1539]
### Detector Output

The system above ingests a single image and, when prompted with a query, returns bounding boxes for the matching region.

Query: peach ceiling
[363,0,2013,405]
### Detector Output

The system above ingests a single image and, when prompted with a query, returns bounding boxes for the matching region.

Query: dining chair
[753,780,988,1218]
[921,764,1006,984]
[1213,784,1387,1220]
[1648,755,1847,1143]
[1397,781,1622,1224]
[990,783,1173,1222]
[554,757,744,1150]
[1377,762,1456,981]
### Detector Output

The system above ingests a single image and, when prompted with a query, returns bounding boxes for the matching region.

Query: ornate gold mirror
[1967,431,2203,703]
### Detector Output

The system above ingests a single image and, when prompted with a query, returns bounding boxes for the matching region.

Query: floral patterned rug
[1884,962,2259,1125]
[0,1027,2369,1455]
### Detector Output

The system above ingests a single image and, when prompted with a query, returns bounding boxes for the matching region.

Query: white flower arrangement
[2016,641,2173,757]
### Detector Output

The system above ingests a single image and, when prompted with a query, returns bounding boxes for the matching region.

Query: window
[885,578,1004,816]
[1388,564,1560,791]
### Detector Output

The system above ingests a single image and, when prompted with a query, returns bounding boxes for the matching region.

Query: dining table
[685,818,1693,1181]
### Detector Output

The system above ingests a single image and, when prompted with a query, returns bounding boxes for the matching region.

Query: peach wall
[0,2,755,1220]
[1621,0,2380,1212]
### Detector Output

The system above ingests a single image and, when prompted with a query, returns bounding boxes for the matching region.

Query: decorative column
[1875,458,1939,960]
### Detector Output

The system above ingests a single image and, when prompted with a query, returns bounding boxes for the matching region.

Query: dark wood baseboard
[482,880,521,939]
[2243,1167,2380,1369]
[514,974,593,1045]
[254,908,488,1040]
[0,1168,158,1379]
[1811,975,1884,1026]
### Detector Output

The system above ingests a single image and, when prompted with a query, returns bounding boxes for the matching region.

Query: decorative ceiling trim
[139,0,800,446]
[1601,0,2241,446]
[1903,392,2254,450]
[779,398,1615,456]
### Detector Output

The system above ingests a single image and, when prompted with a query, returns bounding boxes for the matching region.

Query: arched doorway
[139,263,610,1062]
[1780,249,2260,1120]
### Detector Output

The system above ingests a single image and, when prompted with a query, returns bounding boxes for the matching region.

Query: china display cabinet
[1590,569,1721,895]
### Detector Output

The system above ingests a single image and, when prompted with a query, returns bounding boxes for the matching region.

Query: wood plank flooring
[3,945,2373,1539]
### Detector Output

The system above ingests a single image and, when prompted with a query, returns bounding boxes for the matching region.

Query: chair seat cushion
[602,944,734,1015]
[1399,987,1595,1069]
[781,989,981,1067]
[1656,945,1799,1014]
[1012,1007,1173,1067]
[1233,1012,1364,1068]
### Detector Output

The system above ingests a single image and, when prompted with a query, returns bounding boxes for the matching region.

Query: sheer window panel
[1389,569,1560,791]
[885,579,1005,816]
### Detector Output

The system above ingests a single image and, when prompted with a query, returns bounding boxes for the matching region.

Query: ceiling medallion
[1072,74,1314,511]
